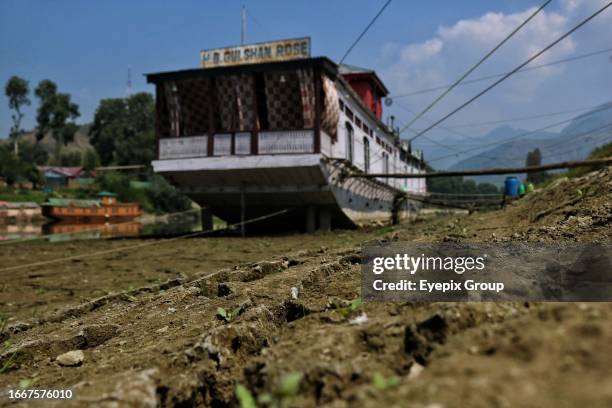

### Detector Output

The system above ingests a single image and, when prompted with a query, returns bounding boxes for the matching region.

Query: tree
[59,151,82,166]
[83,149,99,171]
[0,144,44,187]
[18,142,48,165]
[90,92,155,166]
[34,79,80,163]
[525,148,548,184]
[4,76,31,155]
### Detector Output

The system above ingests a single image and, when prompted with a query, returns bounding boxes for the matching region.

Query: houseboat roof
[44,198,101,208]
[145,57,339,84]
[338,63,389,96]
[97,191,117,197]
[38,166,95,178]
[0,201,40,209]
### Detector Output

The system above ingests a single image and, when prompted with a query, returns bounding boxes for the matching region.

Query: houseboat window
[363,137,370,174]
[339,99,344,112]
[376,136,381,145]
[346,122,354,163]
[345,108,354,122]
[363,125,370,135]
[355,117,362,129]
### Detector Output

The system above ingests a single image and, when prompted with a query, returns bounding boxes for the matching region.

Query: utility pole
[241,5,246,45]
[126,65,132,96]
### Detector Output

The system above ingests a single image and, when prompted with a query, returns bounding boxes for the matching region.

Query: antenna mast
[126,65,132,95]
[241,5,246,45]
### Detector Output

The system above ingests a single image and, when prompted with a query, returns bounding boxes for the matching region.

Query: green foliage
[236,384,257,408]
[90,92,155,166]
[34,79,80,162]
[372,372,400,390]
[0,144,44,187]
[274,372,303,399]
[217,306,242,322]
[5,76,31,155]
[0,341,16,374]
[427,177,501,195]
[525,148,549,184]
[83,149,99,171]
[338,297,363,318]
[59,151,82,166]
[237,372,304,408]
[0,186,47,203]
[96,172,153,212]
[0,315,7,334]
[147,174,192,214]
[18,142,48,165]
[566,141,612,178]
[95,172,192,214]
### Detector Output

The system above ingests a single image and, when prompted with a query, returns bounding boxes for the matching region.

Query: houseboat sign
[200,37,311,68]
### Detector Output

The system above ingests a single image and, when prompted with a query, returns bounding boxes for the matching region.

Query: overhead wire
[400,0,553,133]
[403,1,612,141]
[339,0,393,64]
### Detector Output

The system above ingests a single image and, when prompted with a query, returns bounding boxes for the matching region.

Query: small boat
[42,192,142,222]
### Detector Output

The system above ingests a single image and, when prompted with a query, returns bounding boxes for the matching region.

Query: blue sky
[1,0,611,166]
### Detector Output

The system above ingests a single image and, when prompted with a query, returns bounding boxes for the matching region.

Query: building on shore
[146,38,426,231]
[38,166,96,189]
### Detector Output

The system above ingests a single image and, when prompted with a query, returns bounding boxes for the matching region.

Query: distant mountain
[1,124,93,154]
[448,102,612,185]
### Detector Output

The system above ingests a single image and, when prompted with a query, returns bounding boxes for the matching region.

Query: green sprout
[338,298,363,318]
[217,306,242,322]
[0,341,16,374]
[236,384,257,408]
[372,372,400,390]
[235,372,303,408]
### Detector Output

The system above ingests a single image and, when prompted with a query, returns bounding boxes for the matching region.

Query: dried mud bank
[0,167,610,407]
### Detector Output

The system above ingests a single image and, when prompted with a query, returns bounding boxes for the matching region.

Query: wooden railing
[159,136,208,159]
[158,129,322,160]
[258,130,314,154]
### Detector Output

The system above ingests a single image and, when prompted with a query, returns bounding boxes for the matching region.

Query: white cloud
[375,2,612,167]
[400,38,443,64]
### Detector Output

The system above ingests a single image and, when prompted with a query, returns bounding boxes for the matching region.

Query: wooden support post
[201,207,213,231]
[306,206,316,233]
[318,207,331,232]
[208,78,217,156]
[251,73,259,155]
[154,86,162,160]
[313,69,322,154]
[240,186,246,238]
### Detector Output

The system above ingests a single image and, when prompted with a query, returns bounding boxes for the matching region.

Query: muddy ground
[0,168,610,407]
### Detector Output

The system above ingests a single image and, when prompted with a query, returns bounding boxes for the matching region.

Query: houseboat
[42,192,142,222]
[146,38,426,231]
[0,201,43,223]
